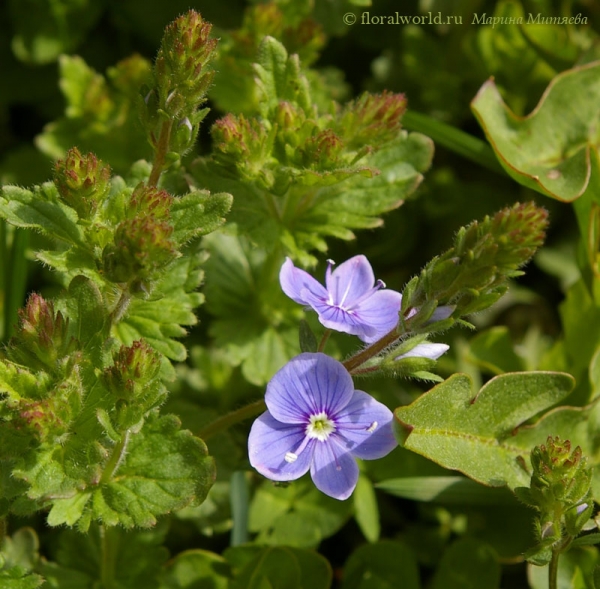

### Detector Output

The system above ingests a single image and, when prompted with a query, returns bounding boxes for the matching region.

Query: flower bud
[54,148,111,219]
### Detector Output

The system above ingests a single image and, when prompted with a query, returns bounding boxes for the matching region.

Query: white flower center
[305,411,336,441]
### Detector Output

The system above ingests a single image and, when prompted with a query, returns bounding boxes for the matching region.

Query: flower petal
[280,258,328,306]
[265,353,354,423]
[325,255,375,307]
[333,390,397,460]
[301,289,378,339]
[310,437,359,500]
[352,289,402,343]
[248,411,313,481]
[397,343,449,361]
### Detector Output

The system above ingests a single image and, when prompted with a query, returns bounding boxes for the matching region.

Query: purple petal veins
[280,256,402,343]
[248,353,398,500]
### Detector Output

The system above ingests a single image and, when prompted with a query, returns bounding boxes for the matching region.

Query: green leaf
[248,478,353,548]
[467,326,524,375]
[159,550,231,589]
[471,61,600,203]
[395,371,576,488]
[0,184,84,246]
[8,0,104,64]
[341,541,420,589]
[0,528,44,589]
[376,476,518,505]
[431,538,500,589]
[226,546,331,589]
[354,475,380,543]
[89,413,215,528]
[36,55,152,174]
[170,190,232,246]
[63,276,107,346]
[115,246,207,364]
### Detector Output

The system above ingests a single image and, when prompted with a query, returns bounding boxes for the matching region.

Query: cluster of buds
[336,91,407,150]
[100,341,166,436]
[102,215,178,291]
[11,294,78,372]
[517,436,594,565]
[142,11,217,156]
[54,148,111,219]
[401,202,549,332]
[126,183,173,221]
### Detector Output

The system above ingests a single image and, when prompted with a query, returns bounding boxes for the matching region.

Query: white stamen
[285,452,298,463]
[366,421,378,433]
[306,412,336,441]
[327,259,336,266]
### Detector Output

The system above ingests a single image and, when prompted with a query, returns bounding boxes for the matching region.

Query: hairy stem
[343,325,400,373]
[148,119,174,188]
[199,399,266,440]
[100,430,131,484]
[109,288,131,326]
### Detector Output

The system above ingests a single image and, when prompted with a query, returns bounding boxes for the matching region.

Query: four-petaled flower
[248,353,397,500]
[280,256,402,343]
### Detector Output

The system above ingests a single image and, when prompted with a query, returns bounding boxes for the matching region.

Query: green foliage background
[1,0,600,587]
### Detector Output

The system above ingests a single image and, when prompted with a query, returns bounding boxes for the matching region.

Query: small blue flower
[280,256,402,343]
[248,353,397,500]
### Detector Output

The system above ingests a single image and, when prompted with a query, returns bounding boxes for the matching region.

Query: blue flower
[248,353,397,500]
[280,255,402,343]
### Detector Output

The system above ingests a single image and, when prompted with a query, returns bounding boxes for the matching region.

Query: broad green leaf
[159,550,230,589]
[63,276,107,346]
[226,546,331,589]
[431,538,500,589]
[341,541,420,589]
[89,413,215,529]
[376,476,518,505]
[0,568,44,589]
[0,528,43,589]
[354,475,380,543]
[248,478,353,548]
[0,185,84,246]
[471,61,600,203]
[395,371,575,488]
[467,326,524,375]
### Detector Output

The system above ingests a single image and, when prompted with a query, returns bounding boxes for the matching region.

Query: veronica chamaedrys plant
[280,255,402,343]
[247,353,397,500]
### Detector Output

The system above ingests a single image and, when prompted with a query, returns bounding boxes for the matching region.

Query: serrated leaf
[341,541,420,589]
[89,413,215,528]
[395,371,576,488]
[0,185,84,246]
[63,276,107,346]
[471,61,600,203]
[170,190,232,246]
[115,247,206,363]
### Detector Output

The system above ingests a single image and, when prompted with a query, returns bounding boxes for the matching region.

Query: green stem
[317,329,331,353]
[100,524,118,589]
[198,399,266,441]
[148,119,174,187]
[230,471,249,546]
[548,546,560,589]
[100,430,130,484]
[109,288,131,325]
[402,110,504,175]
[343,326,400,373]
